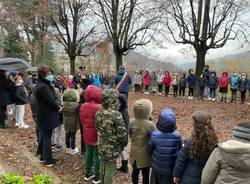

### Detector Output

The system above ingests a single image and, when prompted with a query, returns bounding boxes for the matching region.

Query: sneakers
[93,177,101,184]
[70,148,79,155]
[84,174,95,181]
[18,124,29,129]
[66,148,71,154]
[208,97,212,100]
[39,158,46,163]
[212,98,216,102]
[45,158,60,167]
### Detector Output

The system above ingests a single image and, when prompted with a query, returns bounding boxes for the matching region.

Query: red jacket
[219,72,230,88]
[163,75,172,86]
[80,85,102,146]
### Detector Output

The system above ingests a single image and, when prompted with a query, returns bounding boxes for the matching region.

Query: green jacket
[202,139,250,184]
[62,89,80,132]
[95,89,127,161]
[129,99,156,168]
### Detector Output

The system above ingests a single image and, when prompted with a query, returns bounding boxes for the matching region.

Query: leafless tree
[49,0,99,74]
[94,0,160,71]
[160,0,250,77]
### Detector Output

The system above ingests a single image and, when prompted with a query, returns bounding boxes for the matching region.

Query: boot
[117,160,128,173]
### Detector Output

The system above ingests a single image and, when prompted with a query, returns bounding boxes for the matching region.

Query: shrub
[1,173,24,184]
[31,175,53,184]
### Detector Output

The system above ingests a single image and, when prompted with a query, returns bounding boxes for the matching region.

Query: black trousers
[179,87,185,96]
[241,91,246,102]
[0,105,7,127]
[188,88,194,97]
[135,84,140,93]
[158,84,163,93]
[165,86,170,96]
[132,161,150,184]
[65,131,76,149]
[37,129,53,161]
[79,122,85,154]
[173,85,178,96]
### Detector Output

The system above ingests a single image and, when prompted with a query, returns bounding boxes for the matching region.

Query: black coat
[35,77,60,130]
[14,85,28,105]
[173,139,206,184]
[239,79,248,92]
[0,74,15,105]
[198,77,208,88]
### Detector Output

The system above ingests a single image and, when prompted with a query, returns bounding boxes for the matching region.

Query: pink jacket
[143,72,150,86]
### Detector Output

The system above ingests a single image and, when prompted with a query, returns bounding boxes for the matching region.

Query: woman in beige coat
[129,99,156,184]
[202,122,250,184]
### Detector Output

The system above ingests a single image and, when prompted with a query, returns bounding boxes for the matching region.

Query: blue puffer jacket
[230,74,240,89]
[150,109,182,176]
[115,69,132,93]
[173,139,207,184]
[208,75,218,89]
[187,74,196,88]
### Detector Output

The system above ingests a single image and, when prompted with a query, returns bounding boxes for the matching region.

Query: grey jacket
[202,139,250,184]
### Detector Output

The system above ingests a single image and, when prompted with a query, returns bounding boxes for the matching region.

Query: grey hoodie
[202,139,250,184]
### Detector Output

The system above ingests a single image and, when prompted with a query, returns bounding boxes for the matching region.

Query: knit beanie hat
[156,108,176,133]
[233,123,250,142]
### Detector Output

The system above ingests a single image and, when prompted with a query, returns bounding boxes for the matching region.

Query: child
[95,89,127,184]
[198,72,207,100]
[179,72,187,97]
[93,74,101,88]
[117,94,130,173]
[187,69,196,99]
[129,99,156,184]
[80,85,102,183]
[208,71,218,101]
[219,72,229,102]
[150,108,182,184]
[230,72,240,103]
[239,73,248,104]
[68,75,73,88]
[173,111,218,184]
[163,71,172,96]
[143,71,150,94]
[202,122,250,184]
[14,76,29,128]
[133,71,142,93]
[172,73,179,97]
[151,71,157,94]
[157,70,164,95]
[62,89,79,155]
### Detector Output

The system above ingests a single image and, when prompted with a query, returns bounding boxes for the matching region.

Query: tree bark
[115,52,123,71]
[69,56,76,75]
[195,47,207,78]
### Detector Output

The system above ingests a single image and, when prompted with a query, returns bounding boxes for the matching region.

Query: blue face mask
[45,75,54,82]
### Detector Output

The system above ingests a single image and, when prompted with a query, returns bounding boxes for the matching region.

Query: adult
[35,65,61,166]
[202,122,250,184]
[115,65,132,99]
[73,65,92,90]
[25,72,34,98]
[0,69,15,128]
[203,65,211,97]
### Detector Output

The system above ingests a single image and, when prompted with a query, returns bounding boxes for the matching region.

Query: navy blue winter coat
[150,123,182,175]
[187,74,196,88]
[173,139,207,184]
[239,79,248,92]
[208,75,218,89]
[199,77,207,88]
[179,77,187,88]
[14,85,28,105]
[204,69,211,83]
[115,69,132,93]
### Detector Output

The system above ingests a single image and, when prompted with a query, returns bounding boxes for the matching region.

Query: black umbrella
[0,58,30,71]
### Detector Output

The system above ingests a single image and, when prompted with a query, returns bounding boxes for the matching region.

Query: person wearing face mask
[198,72,208,100]
[14,75,29,129]
[187,69,197,99]
[0,68,15,128]
[35,65,61,167]
[230,72,240,103]
[239,73,248,104]
[208,71,219,101]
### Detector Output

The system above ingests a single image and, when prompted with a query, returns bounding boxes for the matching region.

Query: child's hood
[63,89,78,102]
[101,89,119,109]
[133,99,152,120]
[84,85,102,103]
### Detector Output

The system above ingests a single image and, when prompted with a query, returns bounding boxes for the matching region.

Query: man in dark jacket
[208,71,219,101]
[73,65,92,90]
[0,69,15,128]
[203,65,211,97]
[187,69,196,99]
[115,65,132,99]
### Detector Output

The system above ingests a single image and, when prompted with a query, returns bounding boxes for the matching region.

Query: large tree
[160,0,249,77]
[94,0,160,71]
[50,0,98,74]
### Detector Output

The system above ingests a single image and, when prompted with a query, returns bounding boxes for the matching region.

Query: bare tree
[160,0,249,77]
[49,0,99,74]
[94,0,160,71]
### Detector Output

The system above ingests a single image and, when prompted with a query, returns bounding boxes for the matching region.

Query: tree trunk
[30,52,36,66]
[115,52,123,71]
[195,48,207,78]
[69,56,76,75]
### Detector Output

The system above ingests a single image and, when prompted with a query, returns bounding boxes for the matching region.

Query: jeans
[231,89,237,102]
[65,131,76,149]
[37,129,53,161]
[15,105,25,127]
[0,105,7,127]
[179,87,185,96]
[173,85,178,96]
[85,145,100,178]
[100,160,116,184]
[132,161,150,184]
[200,87,205,98]
[156,174,174,184]
[52,124,63,146]
[165,86,170,96]
[158,84,163,93]
[135,84,140,93]
[209,88,216,98]
[188,88,194,97]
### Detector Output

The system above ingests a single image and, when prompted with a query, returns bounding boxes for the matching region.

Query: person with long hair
[173,111,218,184]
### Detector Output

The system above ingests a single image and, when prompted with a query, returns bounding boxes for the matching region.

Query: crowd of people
[0,64,250,184]
[133,65,250,103]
